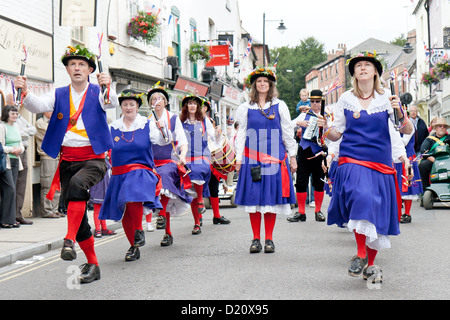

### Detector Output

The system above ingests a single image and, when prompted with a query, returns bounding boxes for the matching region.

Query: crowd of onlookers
[1,93,64,231]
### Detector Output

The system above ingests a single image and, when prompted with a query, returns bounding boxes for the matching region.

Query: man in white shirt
[14,45,118,284]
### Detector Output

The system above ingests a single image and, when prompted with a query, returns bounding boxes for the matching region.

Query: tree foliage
[271,37,327,117]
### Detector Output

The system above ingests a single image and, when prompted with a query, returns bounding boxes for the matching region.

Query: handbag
[250,165,261,182]
[0,142,6,174]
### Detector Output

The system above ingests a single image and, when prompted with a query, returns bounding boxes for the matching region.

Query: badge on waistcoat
[353,111,360,119]
[114,136,120,142]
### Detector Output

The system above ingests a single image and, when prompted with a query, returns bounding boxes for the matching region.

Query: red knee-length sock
[93,204,107,230]
[122,202,144,246]
[145,212,152,222]
[190,199,200,225]
[296,192,307,214]
[354,231,367,258]
[65,201,87,242]
[210,197,221,218]
[367,247,378,266]
[78,236,98,266]
[314,191,324,212]
[194,184,204,205]
[404,200,412,216]
[158,195,168,218]
[249,212,262,240]
[165,212,172,235]
[264,213,276,241]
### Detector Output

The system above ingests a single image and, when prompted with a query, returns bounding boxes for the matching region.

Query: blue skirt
[235,159,296,207]
[156,162,192,204]
[325,161,338,197]
[186,160,211,197]
[99,169,162,221]
[327,163,400,237]
[394,162,423,197]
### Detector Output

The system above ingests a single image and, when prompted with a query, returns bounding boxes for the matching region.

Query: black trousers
[418,159,433,192]
[60,158,107,242]
[296,147,325,193]
[208,173,220,198]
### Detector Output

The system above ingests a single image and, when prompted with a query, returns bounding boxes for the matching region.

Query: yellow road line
[0,233,126,284]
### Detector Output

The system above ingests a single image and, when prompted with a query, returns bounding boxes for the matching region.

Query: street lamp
[403,42,414,54]
[263,13,286,66]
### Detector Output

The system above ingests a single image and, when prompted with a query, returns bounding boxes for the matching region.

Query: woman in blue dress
[148,84,192,246]
[180,94,220,235]
[235,67,297,254]
[325,52,413,283]
[394,128,422,223]
[100,90,166,261]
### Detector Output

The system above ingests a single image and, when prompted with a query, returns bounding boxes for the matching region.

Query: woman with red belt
[148,84,192,246]
[99,90,167,261]
[180,94,220,235]
[325,52,413,283]
[235,67,298,253]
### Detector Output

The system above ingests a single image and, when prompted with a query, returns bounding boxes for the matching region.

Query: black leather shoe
[192,224,201,235]
[78,263,101,283]
[125,246,140,261]
[134,229,145,247]
[264,239,275,253]
[287,212,306,222]
[315,211,326,222]
[156,215,166,229]
[213,216,231,224]
[249,239,262,253]
[400,214,411,223]
[348,256,367,277]
[160,234,173,247]
[363,265,383,283]
[61,239,77,261]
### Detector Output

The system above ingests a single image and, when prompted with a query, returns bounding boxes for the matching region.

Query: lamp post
[263,13,286,66]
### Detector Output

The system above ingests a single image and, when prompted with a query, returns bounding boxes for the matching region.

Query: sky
[237,0,417,52]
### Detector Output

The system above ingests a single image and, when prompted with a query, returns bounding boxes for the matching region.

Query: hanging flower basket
[188,43,211,63]
[421,68,440,87]
[434,59,450,80]
[127,10,160,45]
[421,59,450,87]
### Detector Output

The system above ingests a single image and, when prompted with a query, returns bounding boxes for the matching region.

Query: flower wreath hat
[347,51,383,77]
[245,67,277,86]
[61,45,97,73]
[118,89,145,107]
[182,93,203,107]
[147,81,170,105]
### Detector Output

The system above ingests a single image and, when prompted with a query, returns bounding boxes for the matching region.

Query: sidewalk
[0,211,122,268]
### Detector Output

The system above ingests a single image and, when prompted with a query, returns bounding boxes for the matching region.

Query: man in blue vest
[288,89,327,222]
[14,45,119,284]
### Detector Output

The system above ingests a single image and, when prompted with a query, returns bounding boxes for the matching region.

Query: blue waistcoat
[42,84,113,159]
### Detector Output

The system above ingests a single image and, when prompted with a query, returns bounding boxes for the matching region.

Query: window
[171,6,181,62]
[190,18,198,79]
[71,27,85,47]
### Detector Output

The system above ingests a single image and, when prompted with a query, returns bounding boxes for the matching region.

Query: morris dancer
[394,126,422,223]
[235,67,297,254]
[201,97,231,226]
[288,89,327,222]
[148,84,192,246]
[325,52,413,283]
[15,44,118,283]
[99,90,165,261]
[180,94,220,235]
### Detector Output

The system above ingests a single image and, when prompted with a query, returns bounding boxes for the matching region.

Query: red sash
[244,147,290,198]
[154,159,192,190]
[46,146,105,201]
[112,163,162,196]
[338,157,402,221]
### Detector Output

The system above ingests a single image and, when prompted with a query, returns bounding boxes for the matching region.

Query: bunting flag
[326,77,342,95]
[243,37,252,60]
[273,52,279,68]
[403,67,410,81]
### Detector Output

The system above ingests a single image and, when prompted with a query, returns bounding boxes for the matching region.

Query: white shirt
[148,109,188,148]
[23,83,119,147]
